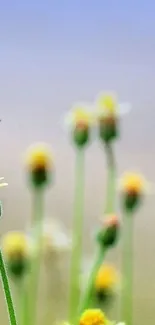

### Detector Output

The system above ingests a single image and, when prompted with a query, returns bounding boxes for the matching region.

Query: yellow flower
[1,231,29,260]
[66,104,94,128]
[25,143,53,187]
[95,264,119,291]
[96,93,117,116]
[80,309,106,325]
[119,172,148,194]
[25,143,53,171]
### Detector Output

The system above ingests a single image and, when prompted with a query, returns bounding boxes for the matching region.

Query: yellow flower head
[25,143,53,171]
[95,264,119,291]
[1,231,29,260]
[67,104,94,128]
[96,93,117,116]
[80,309,106,325]
[119,172,147,194]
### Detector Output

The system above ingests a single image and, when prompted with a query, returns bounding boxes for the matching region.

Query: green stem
[104,144,116,214]
[120,212,134,325]
[78,145,116,317]
[29,188,44,325]
[69,148,85,324]
[21,278,30,325]
[78,247,105,314]
[0,250,18,325]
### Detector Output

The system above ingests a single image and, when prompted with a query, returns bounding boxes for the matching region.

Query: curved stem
[0,250,18,325]
[69,148,85,324]
[78,247,105,316]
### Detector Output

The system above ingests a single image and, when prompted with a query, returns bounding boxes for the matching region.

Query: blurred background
[0,1,155,325]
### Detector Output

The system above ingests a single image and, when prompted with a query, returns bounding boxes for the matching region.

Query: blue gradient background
[0,1,155,324]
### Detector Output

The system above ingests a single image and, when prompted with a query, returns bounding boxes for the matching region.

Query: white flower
[0,177,8,188]
[27,218,71,256]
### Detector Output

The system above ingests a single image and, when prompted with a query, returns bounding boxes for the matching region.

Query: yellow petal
[25,143,53,170]
[95,264,119,290]
[96,93,117,114]
[1,231,29,258]
[119,172,147,193]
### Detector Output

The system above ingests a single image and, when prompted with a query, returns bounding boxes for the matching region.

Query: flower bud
[25,143,53,188]
[66,106,93,148]
[73,122,89,147]
[1,232,31,279]
[99,116,119,143]
[97,215,120,249]
[118,173,148,212]
[95,264,119,304]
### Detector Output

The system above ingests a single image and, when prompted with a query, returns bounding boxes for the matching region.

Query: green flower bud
[99,117,119,143]
[73,126,89,147]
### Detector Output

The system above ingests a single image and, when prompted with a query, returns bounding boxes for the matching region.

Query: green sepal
[97,224,119,249]
[73,128,89,147]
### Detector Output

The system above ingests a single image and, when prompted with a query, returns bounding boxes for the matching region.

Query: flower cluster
[0,91,151,325]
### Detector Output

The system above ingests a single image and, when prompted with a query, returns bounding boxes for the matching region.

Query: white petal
[0,177,4,181]
[0,182,8,187]
[52,231,71,251]
[28,218,71,253]
[118,102,132,116]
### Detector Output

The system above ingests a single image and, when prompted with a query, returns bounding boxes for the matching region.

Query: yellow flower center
[73,108,92,126]
[80,309,106,325]
[25,144,52,170]
[2,232,29,259]
[121,173,145,193]
[97,95,116,115]
[95,264,118,290]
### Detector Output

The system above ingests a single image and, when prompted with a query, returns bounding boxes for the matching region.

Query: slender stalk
[104,144,116,214]
[78,247,105,315]
[78,145,116,317]
[13,280,22,325]
[0,250,18,325]
[120,212,134,325]
[21,278,30,325]
[29,188,45,325]
[69,148,85,323]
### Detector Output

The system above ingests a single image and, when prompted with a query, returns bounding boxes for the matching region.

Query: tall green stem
[120,212,134,325]
[104,144,116,214]
[78,144,116,318]
[0,250,18,325]
[78,247,105,315]
[29,188,44,325]
[21,278,30,325]
[69,148,85,324]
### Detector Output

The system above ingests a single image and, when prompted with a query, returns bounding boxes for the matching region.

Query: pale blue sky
[1,0,155,123]
[0,0,155,204]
